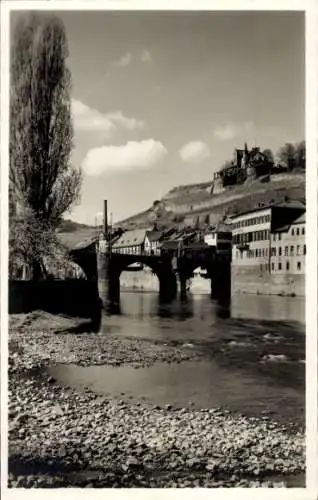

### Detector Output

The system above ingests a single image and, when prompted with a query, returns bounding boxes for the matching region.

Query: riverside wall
[120,270,160,292]
[9,280,100,317]
[120,270,212,295]
[231,267,305,297]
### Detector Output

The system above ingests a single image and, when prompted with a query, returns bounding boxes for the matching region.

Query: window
[255,249,258,257]
[297,245,301,256]
[278,247,282,256]
[286,261,290,271]
[302,227,305,235]
[271,262,275,271]
[271,247,276,257]
[260,264,263,272]
[278,233,282,241]
[291,228,294,236]
[290,246,294,256]
[297,262,301,271]
[285,246,289,256]
[296,228,299,236]
[273,233,276,241]
[304,244,306,255]
[278,262,282,270]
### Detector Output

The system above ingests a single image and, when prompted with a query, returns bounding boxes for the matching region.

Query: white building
[270,212,305,275]
[204,224,232,256]
[144,231,162,255]
[229,201,306,296]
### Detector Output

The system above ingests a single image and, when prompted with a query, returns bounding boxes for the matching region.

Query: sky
[12,11,305,225]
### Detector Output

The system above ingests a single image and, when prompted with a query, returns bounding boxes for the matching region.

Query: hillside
[117,172,305,230]
[57,220,98,251]
[58,219,93,233]
[57,172,305,250]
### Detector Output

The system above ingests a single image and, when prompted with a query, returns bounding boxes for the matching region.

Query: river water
[49,290,305,426]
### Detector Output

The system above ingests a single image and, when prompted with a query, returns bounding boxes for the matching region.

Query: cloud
[213,122,254,142]
[107,111,145,131]
[72,99,145,136]
[82,139,168,176]
[114,52,132,67]
[141,49,153,64]
[179,141,211,163]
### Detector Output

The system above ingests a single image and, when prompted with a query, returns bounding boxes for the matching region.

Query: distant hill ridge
[117,172,305,230]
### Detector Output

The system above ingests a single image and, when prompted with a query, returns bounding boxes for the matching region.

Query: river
[49,290,305,427]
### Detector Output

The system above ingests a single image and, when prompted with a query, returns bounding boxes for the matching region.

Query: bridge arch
[119,262,160,292]
[100,252,177,306]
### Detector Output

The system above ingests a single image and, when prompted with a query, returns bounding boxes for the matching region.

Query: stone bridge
[69,239,231,308]
[97,245,231,308]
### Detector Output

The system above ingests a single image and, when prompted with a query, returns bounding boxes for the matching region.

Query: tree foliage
[10,13,81,227]
[262,149,274,164]
[9,207,68,279]
[277,141,306,171]
[10,13,82,278]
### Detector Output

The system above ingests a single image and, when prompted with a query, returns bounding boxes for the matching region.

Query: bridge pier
[179,274,188,301]
[210,261,231,300]
[159,269,177,302]
[97,251,120,311]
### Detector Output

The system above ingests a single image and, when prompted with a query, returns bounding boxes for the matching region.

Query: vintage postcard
[1,1,317,499]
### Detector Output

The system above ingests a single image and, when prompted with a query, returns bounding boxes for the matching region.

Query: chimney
[104,200,108,236]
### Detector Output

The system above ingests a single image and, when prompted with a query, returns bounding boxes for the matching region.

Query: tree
[295,140,306,170]
[10,13,82,277]
[277,143,297,171]
[9,206,69,279]
[262,148,274,164]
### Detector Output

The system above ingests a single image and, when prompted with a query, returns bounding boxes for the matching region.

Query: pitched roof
[145,230,162,242]
[228,200,305,220]
[273,211,306,232]
[113,229,147,248]
[292,213,306,225]
[274,200,306,210]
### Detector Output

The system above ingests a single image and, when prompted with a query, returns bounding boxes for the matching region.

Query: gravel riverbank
[8,311,305,488]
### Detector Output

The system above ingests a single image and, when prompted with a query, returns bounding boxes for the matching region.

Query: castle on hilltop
[214,143,286,188]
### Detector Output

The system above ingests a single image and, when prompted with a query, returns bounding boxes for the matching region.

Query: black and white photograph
[1,0,317,495]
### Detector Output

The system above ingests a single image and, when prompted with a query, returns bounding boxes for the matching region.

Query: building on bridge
[144,231,163,255]
[229,200,306,296]
[203,224,232,256]
[112,229,147,255]
[160,230,199,255]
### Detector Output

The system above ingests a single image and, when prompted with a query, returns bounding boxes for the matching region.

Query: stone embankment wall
[120,271,212,295]
[120,270,160,291]
[231,267,305,297]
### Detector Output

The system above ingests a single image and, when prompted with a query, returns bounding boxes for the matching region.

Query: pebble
[8,311,305,488]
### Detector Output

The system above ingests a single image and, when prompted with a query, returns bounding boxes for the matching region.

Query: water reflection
[100,291,304,343]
